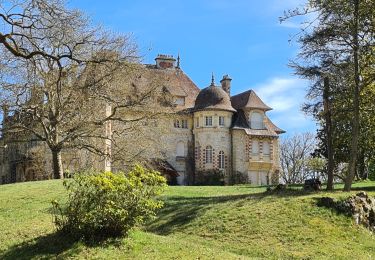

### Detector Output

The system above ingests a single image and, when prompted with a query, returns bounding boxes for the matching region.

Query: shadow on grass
[0,232,80,260]
[0,230,124,260]
[350,185,375,192]
[147,189,312,236]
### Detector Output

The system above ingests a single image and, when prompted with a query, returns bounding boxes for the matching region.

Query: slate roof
[231,109,285,136]
[231,90,272,111]
[135,64,200,110]
[265,117,286,134]
[193,84,236,112]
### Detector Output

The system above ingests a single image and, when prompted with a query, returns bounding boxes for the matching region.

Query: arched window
[250,112,263,129]
[263,141,270,156]
[218,151,225,169]
[176,142,185,156]
[252,140,259,155]
[205,145,212,164]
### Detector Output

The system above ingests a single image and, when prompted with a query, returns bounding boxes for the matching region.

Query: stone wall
[193,110,233,182]
[232,129,280,185]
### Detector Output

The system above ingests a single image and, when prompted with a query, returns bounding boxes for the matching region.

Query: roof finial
[211,72,215,86]
[177,53,180,68]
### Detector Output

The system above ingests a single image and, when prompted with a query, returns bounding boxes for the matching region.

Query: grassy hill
[1,180,375,259]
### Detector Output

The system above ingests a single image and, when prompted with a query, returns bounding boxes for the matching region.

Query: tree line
[281,0,375,191]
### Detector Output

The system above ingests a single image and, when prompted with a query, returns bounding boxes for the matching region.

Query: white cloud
[250,77,316,134]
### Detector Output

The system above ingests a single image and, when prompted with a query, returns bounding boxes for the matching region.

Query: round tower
[192,76,236,182]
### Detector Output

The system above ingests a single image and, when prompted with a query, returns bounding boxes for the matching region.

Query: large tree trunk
[344,0,360,191]
[323,77,334,191]
[52,149,64,179]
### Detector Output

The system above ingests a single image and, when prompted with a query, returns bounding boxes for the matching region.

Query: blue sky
[69,0,317,135]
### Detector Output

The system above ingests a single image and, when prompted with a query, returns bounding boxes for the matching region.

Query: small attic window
[175,96,185,105]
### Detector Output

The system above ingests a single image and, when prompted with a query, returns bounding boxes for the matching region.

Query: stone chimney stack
[220,74,232,96]
[155,54,176,69]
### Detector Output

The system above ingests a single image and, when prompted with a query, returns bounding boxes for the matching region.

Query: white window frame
[175,96,185,105]
[205,116,213,126]
[219,116,225,126]
[181,119,188,129]
[263,141,270,156]
[218,151,225,169]
[250,112,264,129]
[252,140,259,155]
[205,146,213,164]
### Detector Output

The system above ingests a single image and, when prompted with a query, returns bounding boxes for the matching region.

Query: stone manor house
[0,54,285,185]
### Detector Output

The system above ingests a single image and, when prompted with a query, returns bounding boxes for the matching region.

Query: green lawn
[1,180,375,259]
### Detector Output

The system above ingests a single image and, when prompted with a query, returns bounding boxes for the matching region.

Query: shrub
[194,169,224,185]
[229,171,248,185]
[51,165,167,241]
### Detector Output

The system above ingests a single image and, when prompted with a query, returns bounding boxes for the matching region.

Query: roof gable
[231,109,285,136]
[230,90,272,111]
[132,65,200,109]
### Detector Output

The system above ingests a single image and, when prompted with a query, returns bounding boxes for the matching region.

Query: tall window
[174,119,180,128]
[250,112,263,129]
[205,145,213,163]
[196,117,200,127]
[219,116,225,126]
[263,141,270,156]
[205,116,213,126]
[218,151,225,169]
[176,142,185,156]
[252,140,259,155]
[181,119,188,129]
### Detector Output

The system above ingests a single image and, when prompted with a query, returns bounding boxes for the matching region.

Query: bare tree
[0,0,168,179]
[280,133,316,184]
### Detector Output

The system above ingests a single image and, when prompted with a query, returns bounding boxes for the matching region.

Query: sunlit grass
[1,180,374,259]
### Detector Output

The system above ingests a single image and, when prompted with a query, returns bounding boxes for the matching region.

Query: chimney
[220,74,232,96]
[155,54,176,69]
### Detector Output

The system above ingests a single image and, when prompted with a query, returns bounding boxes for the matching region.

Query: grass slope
[0,180,375,259]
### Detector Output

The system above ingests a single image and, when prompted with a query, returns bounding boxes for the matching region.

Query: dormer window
[250,112,264,129]
[175,96,185,106]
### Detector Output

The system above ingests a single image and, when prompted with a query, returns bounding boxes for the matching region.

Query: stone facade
[0,54,284,186]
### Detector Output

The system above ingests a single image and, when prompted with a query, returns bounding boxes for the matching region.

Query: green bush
[51,165,167,241]
[194,169,224,185]
[229,171,249,185]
